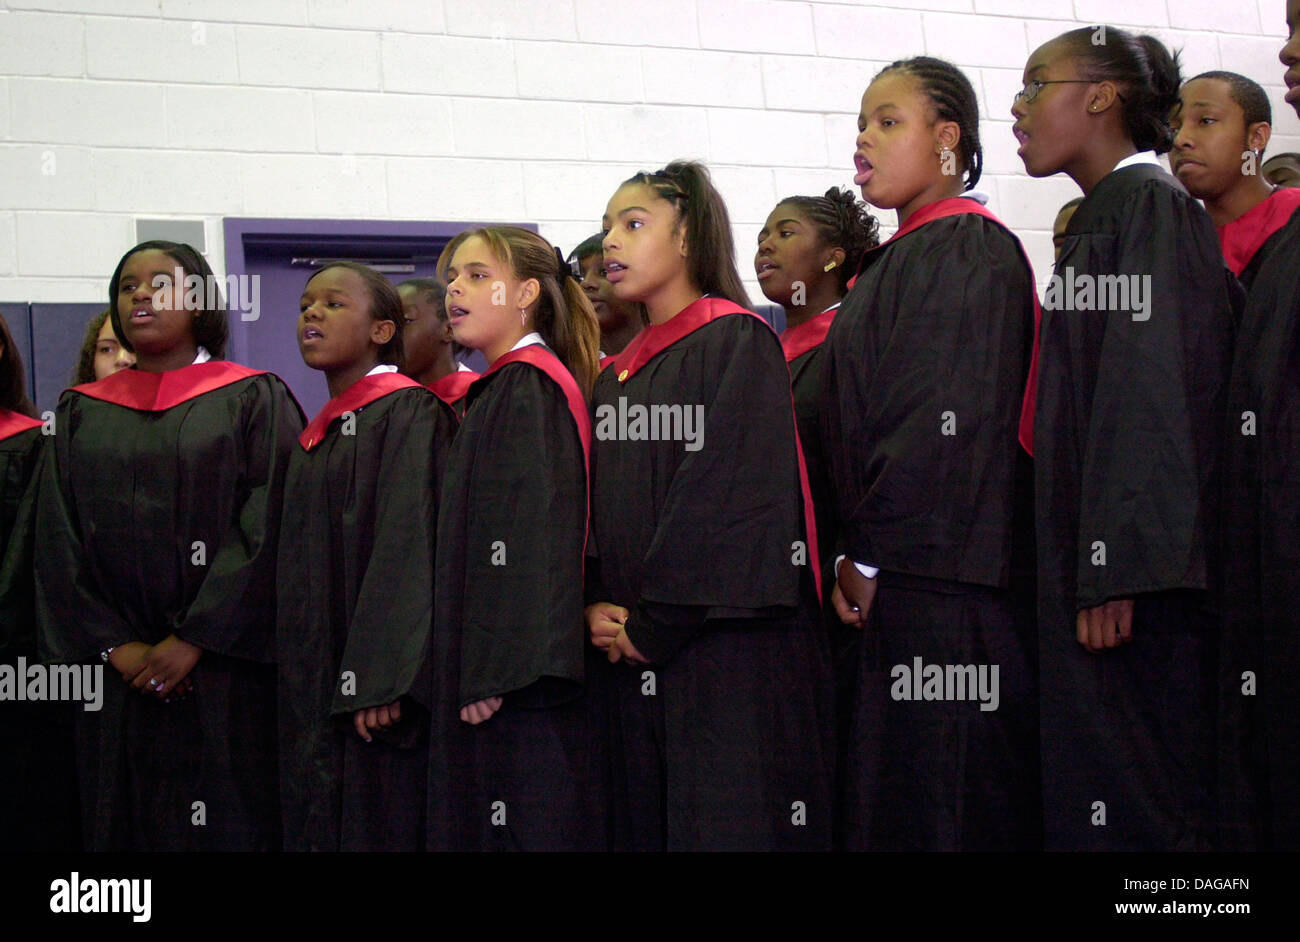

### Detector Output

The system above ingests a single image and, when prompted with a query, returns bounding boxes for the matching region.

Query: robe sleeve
[330,391,450,715]
[172,375,303,662]
[457,364,586,709]
[830,219,1032,587]
[637,315,807,612]
[35,399,137,663]
[1074,183,1233,607]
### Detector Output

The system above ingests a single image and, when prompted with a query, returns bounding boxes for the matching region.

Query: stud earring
[823,260,837,272]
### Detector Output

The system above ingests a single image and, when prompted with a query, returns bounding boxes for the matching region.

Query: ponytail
[1059,27,1182,154]
[439,227,601,395]
[624,160,751,309]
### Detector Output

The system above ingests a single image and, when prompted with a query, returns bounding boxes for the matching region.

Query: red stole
[1218,187,1300,276]
[299,371,423,451]
[428,370,480,412]
[779,305,838,363]
[72,360,267,412]
[0,409,42,442]
[603,297,823,601]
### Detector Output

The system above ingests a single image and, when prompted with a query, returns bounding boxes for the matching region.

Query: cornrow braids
[776,187,881,291]
[1058,27,1182,154]
[623,160,751,309]
[877,56,983,190]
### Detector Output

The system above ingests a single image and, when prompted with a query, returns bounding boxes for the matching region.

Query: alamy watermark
[890,657,999,711]
[0,659,103,711]
[594,397,705,452]
[151,268,261,322]
[1043,266,1151,321]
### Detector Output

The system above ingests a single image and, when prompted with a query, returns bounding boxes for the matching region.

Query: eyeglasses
[1013,79,1096,106]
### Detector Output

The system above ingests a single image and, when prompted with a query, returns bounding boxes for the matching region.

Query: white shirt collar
[509,331,544,352]
[456,361,473,372]
[960,189,990,205]
[364,363,398,376]
[1111,151,1161,173]
[192,346,212,364]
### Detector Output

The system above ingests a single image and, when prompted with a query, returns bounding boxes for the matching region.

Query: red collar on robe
[852,196,1042,456]
[482,344,590,465]
[0,408,42,442]
[600,296,824,601]
[779,305,840,363]
[299,371,423,451]
[428,370,480,411]
[604,297,760,382]
[71,360,267,412]
[1218,187,1300,276]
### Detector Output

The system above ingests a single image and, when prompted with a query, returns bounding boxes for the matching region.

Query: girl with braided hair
[586,160,834,850]
[1014,27,1237,850]
[824,56,1041,850]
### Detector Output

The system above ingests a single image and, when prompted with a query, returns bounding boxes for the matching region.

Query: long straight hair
[438,227,601,394]
[0,312,37,418]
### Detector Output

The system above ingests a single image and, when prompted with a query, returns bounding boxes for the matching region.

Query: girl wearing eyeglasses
[1013,27,1238,851]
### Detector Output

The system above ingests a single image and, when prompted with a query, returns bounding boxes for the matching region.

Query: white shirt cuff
[834,554,879,580]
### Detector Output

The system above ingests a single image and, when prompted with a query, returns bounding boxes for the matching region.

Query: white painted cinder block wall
[0,0,1294,304]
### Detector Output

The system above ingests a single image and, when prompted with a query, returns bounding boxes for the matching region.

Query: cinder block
[584,103,711,163]
[452,98,586,159]
[813,5,924,61]
[161,0,308,26]
[241,153,388,216]
[86,17,239,83]
[307,0,443,32]
[165,85,316,152]
[382,33,518,97]
[93,150,243,213]
[575,0,699,48]
[515,41,644,103]
[16,211,135,277]
[924,12,1028,68]
[762,54,880,113]
[10,79,166,148]
[236,24,381,90]
[641,48,764,108]
[0,12,85,77]
[709,108,828,167]
[446,0,577,41]
[0,145,96,210]
[386,156,526,220]
[314,91,454,155]
[698,0,816,55]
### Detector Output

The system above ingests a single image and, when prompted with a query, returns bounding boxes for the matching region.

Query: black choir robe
[34,362,303,851]
[427,343,606,851]
[277,372,454,851]
[1220,206,1300,851]
[1036,162,1236,851]
[821,198,1040,851]
[0,410,80,851]
[429,369,480,420]
[782,308,859,842]
[588,298,834,851]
